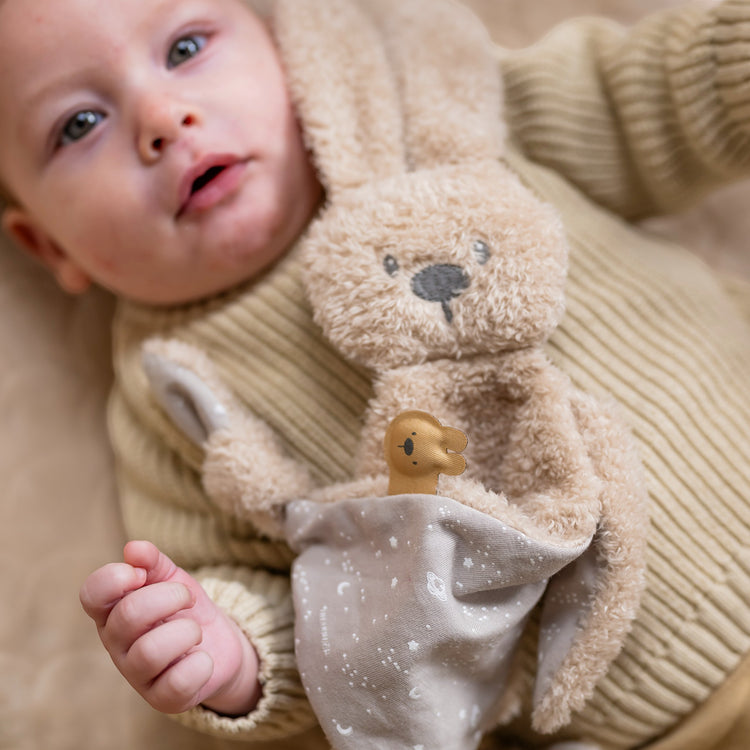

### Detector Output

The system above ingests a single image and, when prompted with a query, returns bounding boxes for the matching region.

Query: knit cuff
[170,566,318,742]
[714,1,750,124]
[668,0,750,174]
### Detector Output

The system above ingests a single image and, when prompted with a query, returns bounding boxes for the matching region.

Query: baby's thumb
[122,540,179,585]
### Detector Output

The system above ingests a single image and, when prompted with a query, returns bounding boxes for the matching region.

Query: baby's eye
[59,110,105,146]
[167,34,207,68]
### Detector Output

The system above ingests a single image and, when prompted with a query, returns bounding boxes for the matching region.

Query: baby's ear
[1,207,91,294]
[273,0,406,196]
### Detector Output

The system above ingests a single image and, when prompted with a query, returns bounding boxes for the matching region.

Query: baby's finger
[79,563,147,628]
[144,650,214,714]
[103,581,195,653]
[125,618,203,686]
[122,540,179,585]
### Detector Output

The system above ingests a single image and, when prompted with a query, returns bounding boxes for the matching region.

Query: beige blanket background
[1,2,748,749]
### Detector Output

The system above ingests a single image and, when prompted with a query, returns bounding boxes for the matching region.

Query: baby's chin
[107,263,242,307]
[158,250,289,306]
[124,179,311,306]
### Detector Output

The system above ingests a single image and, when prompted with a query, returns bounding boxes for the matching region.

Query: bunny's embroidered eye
[384,255,399,276]
[473,240,491,265]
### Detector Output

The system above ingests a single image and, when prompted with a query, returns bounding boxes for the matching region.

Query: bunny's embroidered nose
[411,264,469,323]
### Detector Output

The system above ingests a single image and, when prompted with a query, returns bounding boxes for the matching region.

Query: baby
[2,0,750,747]
[0,0,318,720]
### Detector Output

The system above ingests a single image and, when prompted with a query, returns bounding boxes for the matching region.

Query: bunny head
[273,0,569,370]
[303,162,568,370]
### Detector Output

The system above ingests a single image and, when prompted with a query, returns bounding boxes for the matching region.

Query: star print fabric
[285,494,593,750]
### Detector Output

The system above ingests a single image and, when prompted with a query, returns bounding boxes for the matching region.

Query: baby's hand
[79,540,261,716]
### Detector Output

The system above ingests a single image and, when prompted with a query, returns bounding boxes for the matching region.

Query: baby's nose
[410,264,470,323]
[136,98,198,162]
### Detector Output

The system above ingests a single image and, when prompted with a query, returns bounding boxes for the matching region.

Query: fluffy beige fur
[287,0,650,731]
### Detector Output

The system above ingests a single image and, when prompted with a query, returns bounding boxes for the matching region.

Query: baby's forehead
[0,0,185,89]
[0,0,270,50]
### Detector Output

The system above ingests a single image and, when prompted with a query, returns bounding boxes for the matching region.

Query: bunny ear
[273,0,406,195]
[375,0,506,168]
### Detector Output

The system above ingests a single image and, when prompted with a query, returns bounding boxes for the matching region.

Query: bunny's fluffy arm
[141,338,316,539]
[500,0,750,219]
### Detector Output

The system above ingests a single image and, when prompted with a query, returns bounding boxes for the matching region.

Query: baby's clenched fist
[79,540,261,716]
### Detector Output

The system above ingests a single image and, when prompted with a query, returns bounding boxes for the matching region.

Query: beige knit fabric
[108,1,750,747]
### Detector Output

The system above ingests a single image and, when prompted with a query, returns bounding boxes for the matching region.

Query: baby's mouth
[191,165,226,195]
[177,156,247,217]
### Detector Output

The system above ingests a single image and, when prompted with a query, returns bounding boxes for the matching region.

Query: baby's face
[0,0,321,304]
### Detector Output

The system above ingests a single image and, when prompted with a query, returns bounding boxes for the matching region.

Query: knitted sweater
[108,1,750,748]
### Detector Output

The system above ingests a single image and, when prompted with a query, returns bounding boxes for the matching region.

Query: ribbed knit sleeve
[500,0,750,218]
[170,567,318,741]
